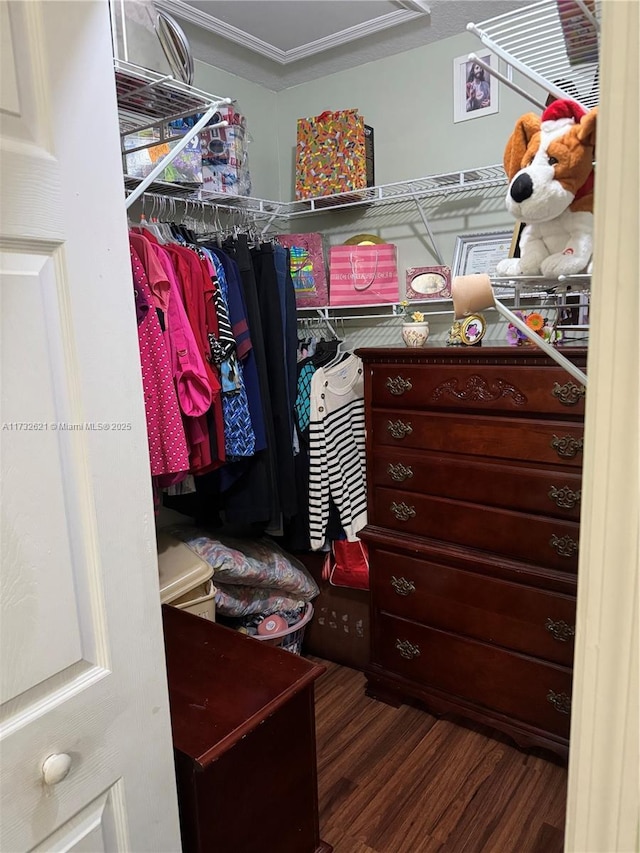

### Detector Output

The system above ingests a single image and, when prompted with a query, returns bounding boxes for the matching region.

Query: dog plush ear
[503,113,541,180]
[576,107,597,148]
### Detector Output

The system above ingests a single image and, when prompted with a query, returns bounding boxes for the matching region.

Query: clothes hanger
[135,195,164,242]
[147,195,168,243]
[322,320,351,370]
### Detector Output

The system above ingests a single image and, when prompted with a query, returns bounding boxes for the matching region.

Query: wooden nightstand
[163,605,332,852]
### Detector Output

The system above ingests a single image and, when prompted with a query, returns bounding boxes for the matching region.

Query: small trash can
[157,531,216,621]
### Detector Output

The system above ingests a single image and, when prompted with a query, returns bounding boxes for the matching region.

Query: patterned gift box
[295,109,373,200]
[276,233,328,308]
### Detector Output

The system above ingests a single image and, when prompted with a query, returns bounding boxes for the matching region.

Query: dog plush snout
[510,172,534,203]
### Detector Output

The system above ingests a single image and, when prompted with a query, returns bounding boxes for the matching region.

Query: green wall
[193,31,547,344]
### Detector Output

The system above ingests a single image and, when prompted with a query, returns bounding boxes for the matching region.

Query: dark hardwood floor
[311,658,567,853]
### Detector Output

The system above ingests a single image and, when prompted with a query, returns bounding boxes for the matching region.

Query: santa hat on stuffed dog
[541,99,587,140]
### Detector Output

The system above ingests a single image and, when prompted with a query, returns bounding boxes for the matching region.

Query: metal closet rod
[130,191,276,235]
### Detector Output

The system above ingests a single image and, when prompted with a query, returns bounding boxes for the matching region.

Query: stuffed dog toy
[496,99,597,278]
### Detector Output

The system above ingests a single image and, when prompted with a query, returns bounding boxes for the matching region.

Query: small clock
[460,313,486,346]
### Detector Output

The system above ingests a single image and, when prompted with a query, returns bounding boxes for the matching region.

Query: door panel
[0,3,181,850]
[30,787,121,852]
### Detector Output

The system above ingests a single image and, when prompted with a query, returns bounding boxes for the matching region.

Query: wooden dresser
[356,346,587,760]
[163,605,332,853]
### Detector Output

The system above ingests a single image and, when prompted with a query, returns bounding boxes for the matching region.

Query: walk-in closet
[1,1,637,851]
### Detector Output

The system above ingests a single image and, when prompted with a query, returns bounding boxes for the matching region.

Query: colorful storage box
[201,105,251,196]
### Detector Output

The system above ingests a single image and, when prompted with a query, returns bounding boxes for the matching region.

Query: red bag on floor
[322,539,369,591]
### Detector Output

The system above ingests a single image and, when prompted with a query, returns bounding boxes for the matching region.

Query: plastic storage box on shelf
[157,530,216,621]
[201,105,251,196]
[124,131,203,185]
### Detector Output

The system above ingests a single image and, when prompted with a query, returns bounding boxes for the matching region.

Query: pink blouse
[130,243,190,477]
[149,241,213,418]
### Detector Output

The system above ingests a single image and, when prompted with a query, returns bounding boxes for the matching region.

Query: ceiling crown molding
[155,0,431,65]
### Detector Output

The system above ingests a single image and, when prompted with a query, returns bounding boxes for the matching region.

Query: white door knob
[42,753,72,785]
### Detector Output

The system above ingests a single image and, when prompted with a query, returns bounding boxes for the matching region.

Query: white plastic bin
[157,531,216,621]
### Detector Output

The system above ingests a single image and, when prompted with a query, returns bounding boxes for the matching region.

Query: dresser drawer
[374,487,580,571]
[372,409,585,468]
[373,448,582,521]
[373,364,585,416]
[371,548,576,665]
[375,614,573,738]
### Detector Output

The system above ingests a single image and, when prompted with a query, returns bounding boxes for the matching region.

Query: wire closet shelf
[123,165,508,220]
[115,59,230,142]
[468,0,600,111]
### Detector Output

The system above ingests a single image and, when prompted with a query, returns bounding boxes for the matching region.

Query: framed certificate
[451,230,514,278]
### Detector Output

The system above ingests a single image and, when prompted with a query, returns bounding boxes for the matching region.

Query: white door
[0,2,182,850]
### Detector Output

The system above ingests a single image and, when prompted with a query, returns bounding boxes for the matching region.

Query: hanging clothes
[129,241,190,479]
[251,241,298,522]
[208,245,266,454]
[308,353,367,550]
[149,241,212,419]
[220,234,281,527]
[274,243,299,442]
[163,242,224,471]
[204,249,256,460]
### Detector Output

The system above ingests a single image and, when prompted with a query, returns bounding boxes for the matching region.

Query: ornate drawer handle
[552,381,586,407]
[387,462,414,482]
[549,485,582,509]
[550,534,579,558]
[387,420,413,440]
[547,689,571,715]
[545,617,576,642]
[386,376,412,395]
[396,639,421,660]
[551,435,584,458]
[391,501,416,522]
[391,576,415,596]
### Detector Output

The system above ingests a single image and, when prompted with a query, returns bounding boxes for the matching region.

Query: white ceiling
[155,0,529,91]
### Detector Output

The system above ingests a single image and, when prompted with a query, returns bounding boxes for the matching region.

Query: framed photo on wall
[453,52,499,123]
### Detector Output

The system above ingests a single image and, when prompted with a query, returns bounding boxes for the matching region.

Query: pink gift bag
[329,244,399,306]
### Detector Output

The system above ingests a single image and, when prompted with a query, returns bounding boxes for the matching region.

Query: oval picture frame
[460,314,486,345]
[406,265,451,300]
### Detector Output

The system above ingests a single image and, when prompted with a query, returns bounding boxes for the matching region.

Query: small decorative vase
[402,321,429,347]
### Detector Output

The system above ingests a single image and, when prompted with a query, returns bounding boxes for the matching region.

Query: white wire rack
[298,275,590,318]
[284,166,507,217]
[115,59,229,142]
[123,165,507,222]
[468,0,600,111]
[491,273,592,301]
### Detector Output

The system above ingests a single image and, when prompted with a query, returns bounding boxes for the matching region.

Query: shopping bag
[276,233,328,308]
[322,539,369,591]
[329,244,399,306]
[295,109,372,200]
